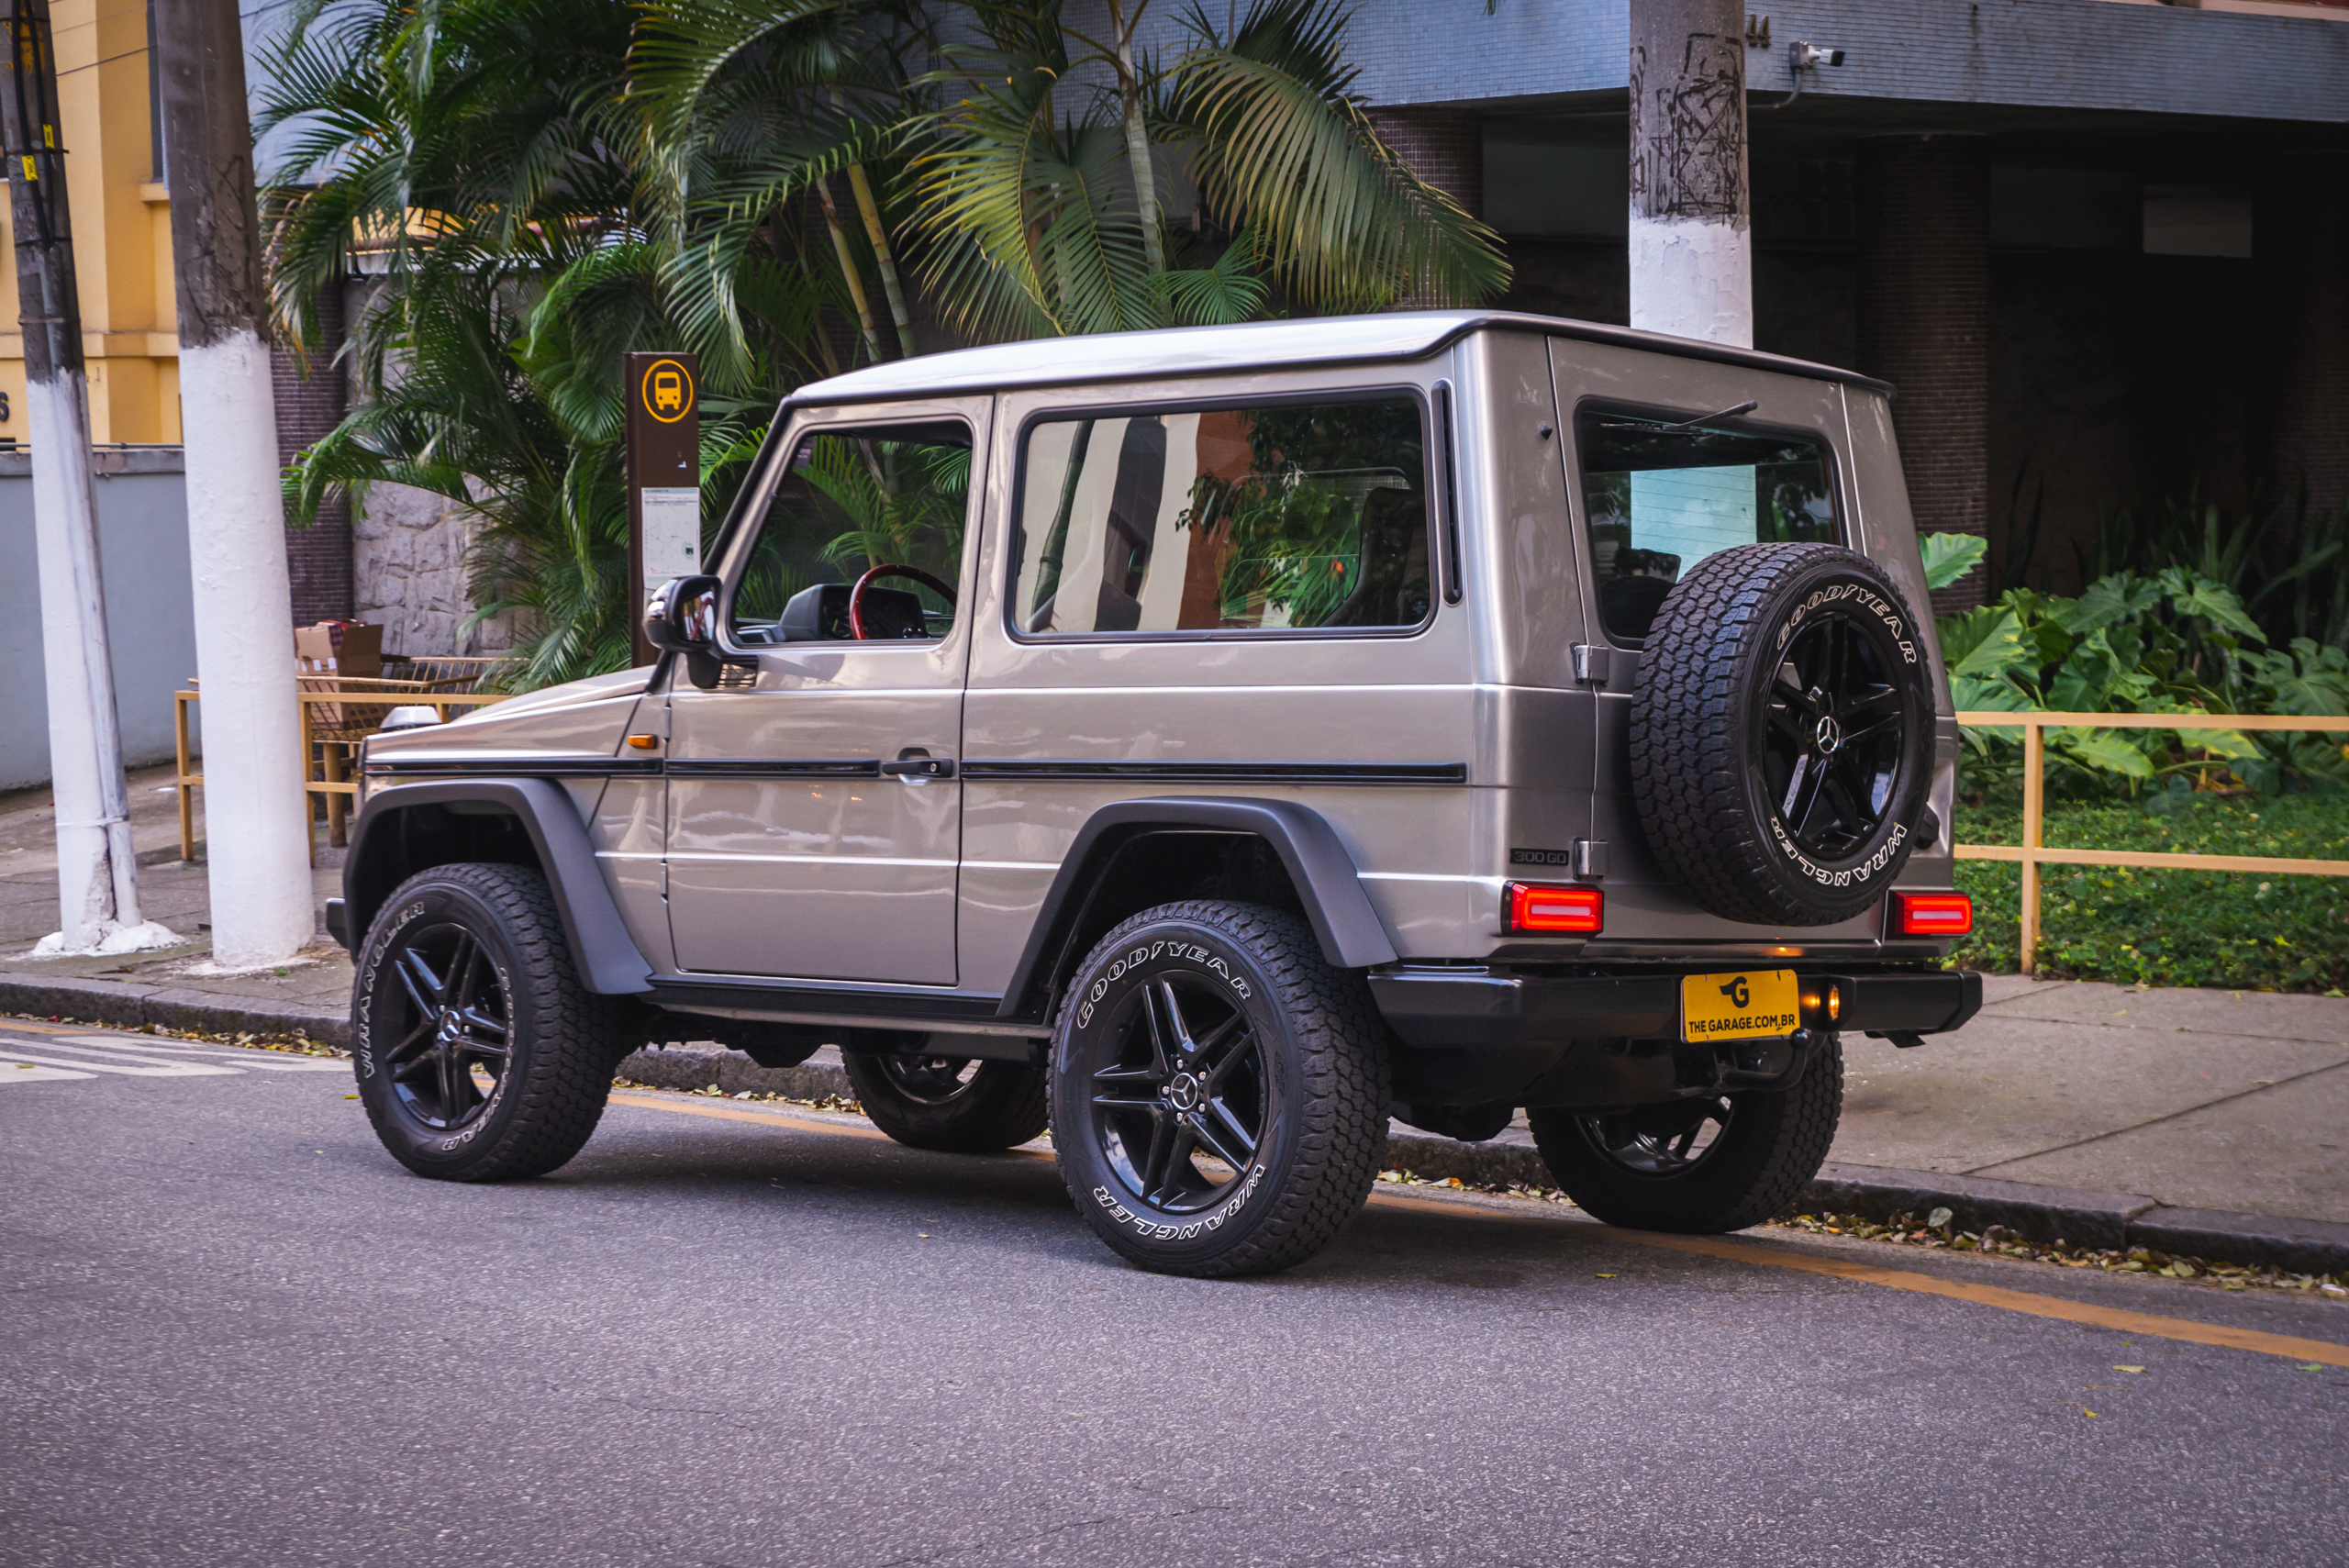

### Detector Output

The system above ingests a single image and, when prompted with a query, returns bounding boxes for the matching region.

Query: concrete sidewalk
[6,762,2345,1265]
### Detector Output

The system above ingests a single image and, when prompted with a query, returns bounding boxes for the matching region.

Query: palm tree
[262,0,1511,690]
[908,0,1509,339]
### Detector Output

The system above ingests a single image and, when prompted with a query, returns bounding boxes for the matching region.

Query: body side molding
[996,795,1399,1020]
[340,778,655,995]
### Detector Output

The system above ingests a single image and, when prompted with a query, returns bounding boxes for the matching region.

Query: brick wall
[1856,136,1989,613]
[1365,106,1483,308]
[1366,106,1485,220]
[272,287,352,624]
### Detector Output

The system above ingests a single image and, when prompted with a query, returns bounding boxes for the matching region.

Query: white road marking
[2,1062,97,1084]
[52,1036,347,1073]
[0,1044,239,1077]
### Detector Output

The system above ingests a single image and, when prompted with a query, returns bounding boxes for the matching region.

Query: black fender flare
[340,779,653,995]
[996,796,1398,1020]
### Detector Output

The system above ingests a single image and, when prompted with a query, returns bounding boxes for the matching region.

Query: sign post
[624,350,701,665]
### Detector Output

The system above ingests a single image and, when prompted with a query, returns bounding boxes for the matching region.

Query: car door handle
[880,757,955,778]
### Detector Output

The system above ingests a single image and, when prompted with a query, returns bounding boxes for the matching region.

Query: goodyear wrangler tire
[1631,542,1935,926]
[351,862,620,1182]
[1528,1032,1844,1234]
[1051,902,1388,1278]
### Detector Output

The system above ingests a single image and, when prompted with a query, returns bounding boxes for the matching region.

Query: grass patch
[1950,795,2348,993]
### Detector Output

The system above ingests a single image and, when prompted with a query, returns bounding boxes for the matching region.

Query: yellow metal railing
[1952,711,2349,974]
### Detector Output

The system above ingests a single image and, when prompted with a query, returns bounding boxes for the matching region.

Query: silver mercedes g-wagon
[332,311,1981,1277]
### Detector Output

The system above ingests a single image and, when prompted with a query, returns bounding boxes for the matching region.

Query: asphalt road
[5,1023,2346,1568]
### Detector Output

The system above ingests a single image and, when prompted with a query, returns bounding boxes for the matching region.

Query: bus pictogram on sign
[640,358,695,424]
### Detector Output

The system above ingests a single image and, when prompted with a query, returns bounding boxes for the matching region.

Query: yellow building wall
[0,0,178,447]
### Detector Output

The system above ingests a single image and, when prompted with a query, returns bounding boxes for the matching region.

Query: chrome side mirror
[644,574,720,653]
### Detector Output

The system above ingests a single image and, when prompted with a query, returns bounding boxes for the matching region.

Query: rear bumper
[1369,966,1982,1051]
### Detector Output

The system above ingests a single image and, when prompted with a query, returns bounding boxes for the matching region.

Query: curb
[618,1044,851,1104]
[11,992,2345,1276]
[0,970,350,1049]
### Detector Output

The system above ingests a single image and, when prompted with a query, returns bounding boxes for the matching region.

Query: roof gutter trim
[781,313,1896,409]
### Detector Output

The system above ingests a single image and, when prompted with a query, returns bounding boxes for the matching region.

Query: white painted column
[26,371,173,955]
[178,335,315,965]
[1628,0,1753,348]
[5,0,173,957]
[156,0,315,966]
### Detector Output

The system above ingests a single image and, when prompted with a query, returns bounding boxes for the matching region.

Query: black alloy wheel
[1575,1095,1735,1178]
[1051,901,1387,1277]
[379,921,512,1133]
[841,1040,1050,1152]
[1086,973,1270,1214]
[351,862,619,1182]
[874,1052,982,1106]
[1631,543,1934,926]
[1763,607,1910,861]
[1529,1032,1846,1235]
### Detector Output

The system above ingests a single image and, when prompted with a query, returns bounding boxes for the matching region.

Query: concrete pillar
[1856,135,1990,613]
[273,284,352,624]
[156,0,316,965]
[2257,152,2349,524]
[1628,0,1751,347]
[1365,106,1483,308]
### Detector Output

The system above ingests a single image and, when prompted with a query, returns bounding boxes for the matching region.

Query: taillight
[1505,883,1603,934]
[1895,891,1973,937]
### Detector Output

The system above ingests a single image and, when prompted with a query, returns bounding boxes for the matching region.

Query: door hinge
[1575,839,1608,880]
[1571,644,1612,684]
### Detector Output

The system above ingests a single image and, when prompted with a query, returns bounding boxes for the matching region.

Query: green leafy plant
[1920,533,2342,801]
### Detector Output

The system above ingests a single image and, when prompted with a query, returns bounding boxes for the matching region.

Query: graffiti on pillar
[1630,33,1748,224]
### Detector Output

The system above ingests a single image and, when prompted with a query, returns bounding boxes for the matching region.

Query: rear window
[1576,407,1837,644]
[1010,395,1432,637]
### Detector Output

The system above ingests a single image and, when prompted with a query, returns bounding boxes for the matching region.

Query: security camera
[1791,41,1845,68]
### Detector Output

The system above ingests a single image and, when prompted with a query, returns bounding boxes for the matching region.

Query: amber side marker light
[1896,891,1974,937]
[1506,883,1603,934]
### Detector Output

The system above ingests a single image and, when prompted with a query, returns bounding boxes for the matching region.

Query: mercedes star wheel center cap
[1166,1073,1201,1112]
[1813,715,1843,755]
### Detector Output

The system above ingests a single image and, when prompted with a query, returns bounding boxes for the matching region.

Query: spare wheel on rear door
[1630,542,1935,926]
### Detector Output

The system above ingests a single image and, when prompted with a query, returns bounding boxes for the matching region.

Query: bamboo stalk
[814,176,884,365]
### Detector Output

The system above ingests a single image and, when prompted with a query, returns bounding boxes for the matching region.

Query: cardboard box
[295,622,384,728]
[295,621,383,677]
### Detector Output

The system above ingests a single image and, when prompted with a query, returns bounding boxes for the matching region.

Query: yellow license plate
[1681,969,1801,1042]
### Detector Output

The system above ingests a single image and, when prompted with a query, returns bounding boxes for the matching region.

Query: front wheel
[1528,1032,1844,1233]
[351,862,621,1182]
[1051,901,1388,1278]
[841,1044,1049,1152]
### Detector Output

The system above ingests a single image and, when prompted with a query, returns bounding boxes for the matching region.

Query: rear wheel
[1050,901,1387,1278]
[1529,1032,1843,1232]
[841,1043,1049,1152]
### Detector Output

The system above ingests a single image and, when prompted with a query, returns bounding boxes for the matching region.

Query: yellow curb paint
[607,1091,2349,1369]
[607,1092,900,1143]
[1368,1191,2349,1369]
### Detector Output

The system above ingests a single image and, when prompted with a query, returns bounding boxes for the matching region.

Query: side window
[1576,406,1837,645]
[1011,395,1432,636]
[729,420,972,643]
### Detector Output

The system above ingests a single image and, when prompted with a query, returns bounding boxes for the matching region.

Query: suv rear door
[1546,341,1885,948]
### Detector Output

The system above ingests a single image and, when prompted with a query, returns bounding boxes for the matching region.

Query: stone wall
[351,481,516,658]
[342,278,517,658]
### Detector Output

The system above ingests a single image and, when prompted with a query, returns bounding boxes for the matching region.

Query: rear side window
[1576,407,1837,644]
[1010,395,1432,636]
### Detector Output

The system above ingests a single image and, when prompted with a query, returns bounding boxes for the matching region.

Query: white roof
[789,311,1888,406]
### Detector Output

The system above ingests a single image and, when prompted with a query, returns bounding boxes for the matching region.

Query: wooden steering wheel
[848,563,958,640]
